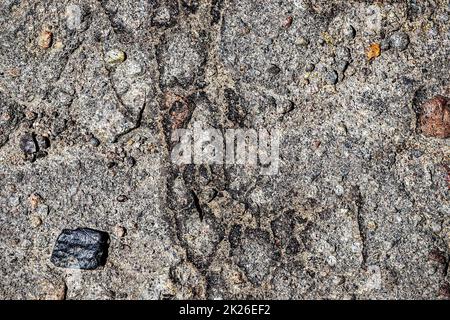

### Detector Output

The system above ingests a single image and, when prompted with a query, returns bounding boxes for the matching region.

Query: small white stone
[334,184,344,195]
[327,255,337,266]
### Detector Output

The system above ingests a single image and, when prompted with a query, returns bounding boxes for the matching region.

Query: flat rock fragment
[50,228,110,270]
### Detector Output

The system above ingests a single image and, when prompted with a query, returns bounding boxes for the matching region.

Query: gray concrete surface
[0,0,449,299]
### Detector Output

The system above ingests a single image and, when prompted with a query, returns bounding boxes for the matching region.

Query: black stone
[50,228,110,270]
[285,237,301,255]
[228,224,242,249]
[267,64,281,76]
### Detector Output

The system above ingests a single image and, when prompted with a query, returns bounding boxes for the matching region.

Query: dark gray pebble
[50,228,110,270]
[20,133,37,154]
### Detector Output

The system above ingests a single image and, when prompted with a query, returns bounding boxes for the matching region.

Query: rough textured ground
[0,0,449,299]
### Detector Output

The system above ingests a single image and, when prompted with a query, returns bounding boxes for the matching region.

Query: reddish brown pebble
[284,16,293,29]
[419,95,450,138]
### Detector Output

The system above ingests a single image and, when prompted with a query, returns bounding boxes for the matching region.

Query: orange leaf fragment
[367,43,381,60]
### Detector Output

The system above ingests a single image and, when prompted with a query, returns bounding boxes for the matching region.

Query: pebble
[113,225,127,238]
[9,194,21,207]
[419,95,450,138]
[116,195,129,202]
[38,30,53,49]
[284,16,293,29]
[430,221,442,233]
[380,38,391,51]
[105,49,126,65]
[345,65,356,76]
[267,64,281,75]
[324,69,338,85]
[125,156,136,167]
[20,133,37,154]
[153,6,172,25]
[334,184,344,195]
[296,36,309,46]
[304,63,315,72]
[390,32,410,51]
[89,136,100,147]
[337,123,348,136]
[30,215,42,228]
[29,193,43,210]
[326,255,337,266]
[411,150,423,158]
[277,100,295,115]
[50,228,110,270]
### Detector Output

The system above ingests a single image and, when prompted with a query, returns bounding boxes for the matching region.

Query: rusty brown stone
[38,30,53,49]
[284,16,293,29]
[419,95,450,138]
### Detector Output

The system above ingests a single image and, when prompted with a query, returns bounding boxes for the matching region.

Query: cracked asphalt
[0,0,450,299]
